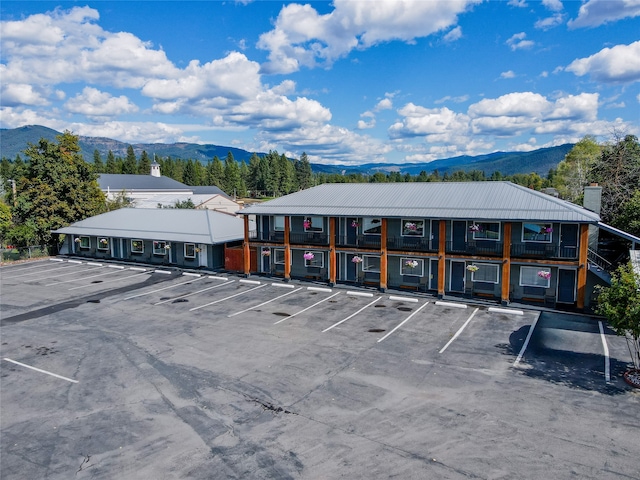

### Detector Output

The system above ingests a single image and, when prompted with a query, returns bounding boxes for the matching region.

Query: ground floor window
[97,238,109,251]
[520,266,551,288]
[184,243,196,258]
[362,255,380,273]
[76,236,90,249]
[469,263,499,283]
[131,239,144,253]
[274,248,286,264]
[304,250,324,268]
[153,241,170,255]
[401,257,424,276]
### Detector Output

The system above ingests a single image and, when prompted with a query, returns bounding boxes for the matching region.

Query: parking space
[1,260,639,479]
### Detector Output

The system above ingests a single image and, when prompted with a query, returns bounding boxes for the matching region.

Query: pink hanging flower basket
[303,252,314,260]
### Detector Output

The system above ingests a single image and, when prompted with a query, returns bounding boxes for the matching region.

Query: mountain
[1,125,573,177]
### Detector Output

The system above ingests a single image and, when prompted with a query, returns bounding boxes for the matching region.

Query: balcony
[446,240,504,256]
[387,236,437,252]
[511,243,577,260]
[289,232,329,245]
[336,235,382,249]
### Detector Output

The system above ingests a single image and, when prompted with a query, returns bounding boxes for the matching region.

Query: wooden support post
[284,216,291,281]
[438,220,446,298]
[577,223,589,309]
[501,222,512,305]
[243,215,251,276]
[329,217,337,286]
[380,218,388,291]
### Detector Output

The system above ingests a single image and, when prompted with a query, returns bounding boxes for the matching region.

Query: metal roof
[98,174,191,192]
[53,208,245,244]
[133,194,228,209]
[240,182,601,223]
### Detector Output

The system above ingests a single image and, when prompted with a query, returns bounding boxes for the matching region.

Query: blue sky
[1,1,639,165]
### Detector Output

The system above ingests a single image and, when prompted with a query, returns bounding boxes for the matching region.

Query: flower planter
[623,369,640,388]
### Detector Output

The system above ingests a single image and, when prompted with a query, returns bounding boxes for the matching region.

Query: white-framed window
[362,255,381,273]
[153,241,169,255]
[402,219,424,237]
[131,239,144,254]
[273,215,285,231]
[77,236,90,249]
[469,263,499,284]
[97,237,109,251]
[184,243,196,258]
[303,216,323,232]
[401,257,424,276]
[520,266,551,288]
[522,223,553,243]
[274,248,286,265]
[303,250,324,268]
[363,217,382,235]
[469,221,500,241]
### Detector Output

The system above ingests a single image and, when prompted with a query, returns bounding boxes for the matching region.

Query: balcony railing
[289,232,329,245]
[387,236,437,252]
[335,234,382,249]
[446,241,504,256]
[510,244,578,260]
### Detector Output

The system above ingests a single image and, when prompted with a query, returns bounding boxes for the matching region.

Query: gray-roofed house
[54,208,245,270]
[239,181,604,309]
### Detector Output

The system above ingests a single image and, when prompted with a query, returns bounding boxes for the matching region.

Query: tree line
[0,132,638,250]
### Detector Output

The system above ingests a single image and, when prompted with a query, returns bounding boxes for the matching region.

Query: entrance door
[452,221,466,252]
[557,268,576,303]
[112,238,120,258]
[450,261,465,292]
[560,224,579,258]
[431,220,439,250]
[199,244,208,268]
[429,259,439,290]
[261,216,270,241]
[346,218,358,245]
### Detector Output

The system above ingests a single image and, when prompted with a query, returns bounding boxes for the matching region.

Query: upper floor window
[469,221,500,241]
[273,216,285,232]
[522,223,553,243]
[363,217,382,235]
[303,216,323,232]
[402,219,424,237]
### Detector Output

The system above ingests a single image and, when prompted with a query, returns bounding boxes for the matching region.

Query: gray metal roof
[98,174,191,192]
[240,182,601,223]
[53,208,245,244]
[133,194,223,209]
[190,185,229,197]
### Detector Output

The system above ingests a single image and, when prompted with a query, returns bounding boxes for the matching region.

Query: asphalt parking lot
[1,258,639,479]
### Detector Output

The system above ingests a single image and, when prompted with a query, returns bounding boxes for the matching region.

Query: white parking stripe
[228,287,303,317]
[377,302,430,343]
[4,264,77,280]
[439,308,480,354]
[323,296,382,332]
[154,280,235,305]
[189,283,268,311]
[44,268,121,286]
[3,358,78,384]
[274,292,341,325]
[598,321,611,384]
[68,271,149,290]
[513,312,541,367]
[123,275,206,300]
[24,265,103,282]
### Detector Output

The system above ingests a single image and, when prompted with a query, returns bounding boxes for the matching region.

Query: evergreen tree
[223,152,241,197]
[183,159,197,186]
[123,145,138,174]
[207,156,225,188]
[92,150,104,173]
[295,152,313,190]
[105,150,118,173]
[138,150,151,175]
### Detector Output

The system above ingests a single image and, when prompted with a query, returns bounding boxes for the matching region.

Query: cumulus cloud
[565,41,640,83]
[542,0,564,12]
[257,0,480,73]
[500,70,516,79]
[0,83,50,106]
[568,0,640,28]
[506,32,535,50]
[64,87,138,118]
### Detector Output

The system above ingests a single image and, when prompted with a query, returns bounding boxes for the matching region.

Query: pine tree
[93,150,104,173]
[123,145,138,174]
[138,150,151,175]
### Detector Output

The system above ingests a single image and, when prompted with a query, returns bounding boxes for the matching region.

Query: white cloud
[64,87,138,118]
[500,70,516,79]
[507,0,528,7]
[506,32,535,51]
[535,13,565,30]
[375,98,393,111]
[542,0,564,12]
[0,83,50,106]
[443,26,462,42]
[565,41,640,83]
[434,95,470,104]
[568,0,640,28]
[257,0,480,74]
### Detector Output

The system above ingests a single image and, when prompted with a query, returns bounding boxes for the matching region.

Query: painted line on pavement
[154,280,235,305]
[229,287,303,317]
[435,301,467,309]
[439,308,480,354]
[378,302,430,343]
[123,275,206,300]
[598,321,611,384]
[323,296,382,332]
[190,283,268,311]
[69,271,150,290]
[6,264,77,280]
[3,358,78,384]
[274,292,341,325]
[25,265,103,282]
[45,268,120,286]
[513,312,541,367]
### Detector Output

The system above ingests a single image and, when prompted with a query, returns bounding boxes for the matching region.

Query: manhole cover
[397,306,412,311]
[172,298,188,303]
[368,328,386,333]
